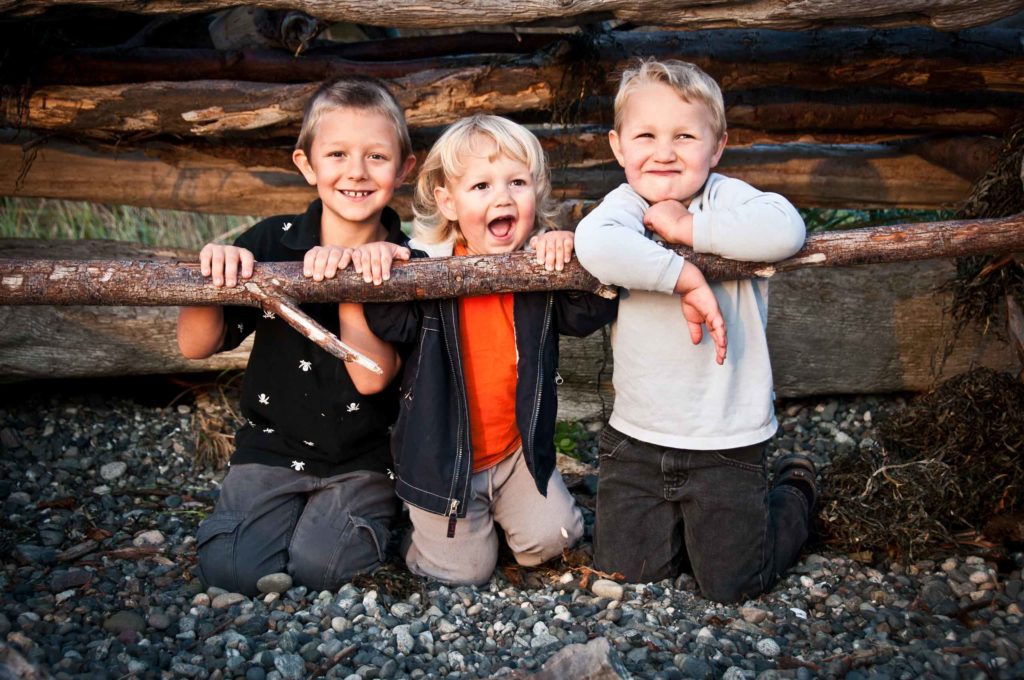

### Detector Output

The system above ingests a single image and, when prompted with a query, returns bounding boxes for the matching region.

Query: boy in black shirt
[178,77,416,595]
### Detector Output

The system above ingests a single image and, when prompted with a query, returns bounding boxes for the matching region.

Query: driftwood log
[18,28,1024,92]
[2,213,1023,399]
[1,0,1018,31]
[0,132,1001,214]
[2,214,1022,307]
[5,80,1018,140]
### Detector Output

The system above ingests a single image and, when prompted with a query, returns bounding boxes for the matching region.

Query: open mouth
[340,189,374,198]
[487,215,516,239]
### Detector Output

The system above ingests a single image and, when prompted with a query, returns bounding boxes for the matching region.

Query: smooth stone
[103,610,146,634]
[590,579,624,601]
[212,592,248,609]
[756,638,781,657]
[256,572,293,594]
[132,530,166,547]
[99,461,128,481]
[740,607,769,624]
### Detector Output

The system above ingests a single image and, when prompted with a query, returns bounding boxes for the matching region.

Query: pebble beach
[1,384,1022,679]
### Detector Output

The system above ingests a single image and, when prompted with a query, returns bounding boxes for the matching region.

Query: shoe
[772,453,818,511]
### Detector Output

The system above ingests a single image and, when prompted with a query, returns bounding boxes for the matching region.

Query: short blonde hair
[412,115,557,244]
[296,76,412,161]
[614,59,727,140]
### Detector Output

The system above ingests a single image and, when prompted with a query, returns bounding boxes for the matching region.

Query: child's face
[293,106,415,234]
[609,82,726,205]
[434,137,537,255]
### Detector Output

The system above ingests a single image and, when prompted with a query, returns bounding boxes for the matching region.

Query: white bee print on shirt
[282,222,293,231]
[303,440,315,447]
[299,360,312,372]
[263,428,275,434]
[291,460,305,471]
[263,310,276,319]
[346,402,361,413]
[258,393,270,405]
[237,323,245,333]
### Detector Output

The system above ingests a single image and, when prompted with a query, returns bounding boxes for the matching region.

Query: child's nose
[654,143,675,161]
[346,157,368,179]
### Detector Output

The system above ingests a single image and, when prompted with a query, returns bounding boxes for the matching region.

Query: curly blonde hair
[412,115,557,244]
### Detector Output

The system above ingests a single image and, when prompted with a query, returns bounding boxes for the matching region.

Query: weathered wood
[4,79,1019,139]
[0,0,1017,31]
[1,134,1001,213]
[1,215,1023,308]
[21,28,1024,94]
[1,257,1017,415]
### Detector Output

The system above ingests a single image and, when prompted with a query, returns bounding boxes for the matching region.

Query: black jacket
[364,253,616,527]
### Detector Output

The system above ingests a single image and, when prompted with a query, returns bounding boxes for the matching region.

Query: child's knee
[405,540,496,586]
[510,509,583,566]
[196,512,284,596]
[289,513,389,591]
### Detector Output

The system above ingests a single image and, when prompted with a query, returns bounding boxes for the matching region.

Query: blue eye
[472,182,488,190]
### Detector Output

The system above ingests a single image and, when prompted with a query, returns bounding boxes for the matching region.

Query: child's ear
[397,154,417,184]
[434,185,459,222]
[292,149,317,186]
[608,129,626,168]
[709,132,728,169]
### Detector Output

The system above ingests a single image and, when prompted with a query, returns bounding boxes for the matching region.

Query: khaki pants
[405,448,583,585]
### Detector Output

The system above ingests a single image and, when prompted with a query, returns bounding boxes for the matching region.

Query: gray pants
[195,464,398,596]
[405,448,583,586]
[593,426,809,604]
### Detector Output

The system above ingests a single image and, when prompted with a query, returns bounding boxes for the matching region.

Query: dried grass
[821,368,1024,561]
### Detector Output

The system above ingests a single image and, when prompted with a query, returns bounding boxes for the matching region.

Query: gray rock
[103,610,146,634]
[274,653,307,680]
[591,579,624,601]
[756,638,781,657]
[394,625,415,655]
[99,461,128,481]
[256,572,293,594]
[131,529,165,547]
[212,592,248,609]
[527,637,629,679]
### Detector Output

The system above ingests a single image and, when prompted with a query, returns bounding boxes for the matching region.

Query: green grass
[0,198,257,250]
[800,207,955,233]
[0,198,956,247]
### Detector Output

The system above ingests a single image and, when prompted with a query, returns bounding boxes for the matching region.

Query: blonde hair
[614,59,727,140]
[296,76,412,161]
[412,115,557,244]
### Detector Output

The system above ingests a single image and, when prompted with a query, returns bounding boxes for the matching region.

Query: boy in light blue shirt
[574,59,816,603]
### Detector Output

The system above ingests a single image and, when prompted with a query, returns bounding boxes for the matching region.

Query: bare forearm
[177,306,226,359]
[339,303,401,394]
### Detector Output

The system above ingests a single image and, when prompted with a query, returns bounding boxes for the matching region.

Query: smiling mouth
[340,189,374,198]
[488,215,516,239]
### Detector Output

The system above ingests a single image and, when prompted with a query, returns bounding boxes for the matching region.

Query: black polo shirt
[220,199,404,477]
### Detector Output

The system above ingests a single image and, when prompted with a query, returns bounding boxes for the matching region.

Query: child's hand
[351,241,411,285]
[644,200,694,246]
[199,243,255,288]
[529,230,574,272]
[674,262,727,365]
[303,245,353,281]
[680,286,727,365]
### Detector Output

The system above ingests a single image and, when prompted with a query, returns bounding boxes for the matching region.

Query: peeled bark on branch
[1,133,1000,214]
[0,0,1017,31]
[4,79,1019,139]
[2,214,1022,308]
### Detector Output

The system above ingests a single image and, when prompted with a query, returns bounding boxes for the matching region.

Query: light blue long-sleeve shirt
[574,174,805,449]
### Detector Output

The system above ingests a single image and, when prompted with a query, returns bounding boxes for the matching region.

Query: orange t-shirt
[455,243,521,472]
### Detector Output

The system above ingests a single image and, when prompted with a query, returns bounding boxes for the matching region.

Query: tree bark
[2,214,1022,307]
[0,0,1017,31]
[0,133,1001,214]
[4,79,1020,139]
[20,28,1024,94]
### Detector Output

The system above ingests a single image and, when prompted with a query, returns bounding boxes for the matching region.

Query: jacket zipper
[446,499,460,538]
[526,294,554,463]
[439,302,470,537]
